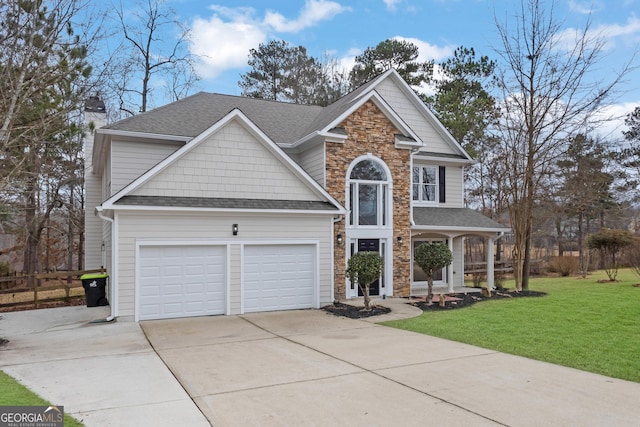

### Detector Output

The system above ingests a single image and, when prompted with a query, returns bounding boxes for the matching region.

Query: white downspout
[332,215,344,302]
[96,207,116,322]
[409,147,421,299]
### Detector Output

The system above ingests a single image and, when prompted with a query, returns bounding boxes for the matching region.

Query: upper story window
[413,165,438,203]
[348,158,391,227]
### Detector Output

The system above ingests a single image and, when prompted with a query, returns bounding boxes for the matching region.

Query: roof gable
[102,109,343,212]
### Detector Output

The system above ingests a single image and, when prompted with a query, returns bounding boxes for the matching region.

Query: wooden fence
[0,269,104,309]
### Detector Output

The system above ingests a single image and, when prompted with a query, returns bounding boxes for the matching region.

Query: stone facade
[326,100,412,299]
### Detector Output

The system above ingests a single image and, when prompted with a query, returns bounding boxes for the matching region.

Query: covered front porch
[410,207,511,296]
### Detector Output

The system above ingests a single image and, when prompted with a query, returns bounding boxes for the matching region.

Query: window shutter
[438,166,446,203]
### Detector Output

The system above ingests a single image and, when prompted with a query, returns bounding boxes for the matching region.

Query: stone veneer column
[325,100,412,299]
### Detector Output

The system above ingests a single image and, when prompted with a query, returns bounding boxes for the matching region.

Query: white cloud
[383,0,402,12]
[568,0,602,14]
[597,16,640,40]
[189,2,351,79]
[591,101,640,140]
[263,0,351,33]
[190,7,265,79]
[392,36,455,61]
[554,16,640,52]
[337,47,360,73]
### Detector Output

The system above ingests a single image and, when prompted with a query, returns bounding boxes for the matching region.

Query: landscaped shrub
[471,272,485,288]
[623,238,640,282]
[0,261,11,276]
[587,228,634,281]
[346,251,384,310]
[548,256,579,276]
[414,242,453,305]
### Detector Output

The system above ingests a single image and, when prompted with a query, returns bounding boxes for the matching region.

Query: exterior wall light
[396,236,403,246]
[232,224,238,236]
[336,234,343,246]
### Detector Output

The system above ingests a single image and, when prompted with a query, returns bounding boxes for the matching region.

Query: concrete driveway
[0,306,209,426]
[141,309,640,427]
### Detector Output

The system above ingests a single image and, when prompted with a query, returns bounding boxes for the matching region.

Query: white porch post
[487,236,495,289]
[448,238,454,293]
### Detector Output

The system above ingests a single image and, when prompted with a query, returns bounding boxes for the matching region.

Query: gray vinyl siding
[445,166,464,208]
[83,113,105,270]
[111,139,182,195]
[376,79,457,155]
[132,119,323,202]
[115,211,333,319]
[297,142,325,187]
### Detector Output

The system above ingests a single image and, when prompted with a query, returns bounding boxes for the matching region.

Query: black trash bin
[80,273,109,307]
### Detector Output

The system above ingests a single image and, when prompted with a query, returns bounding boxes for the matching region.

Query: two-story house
[84,69,508,321]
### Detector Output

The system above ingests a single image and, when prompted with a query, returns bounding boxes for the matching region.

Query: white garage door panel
[244,245,315,313]
[139,245,226,320]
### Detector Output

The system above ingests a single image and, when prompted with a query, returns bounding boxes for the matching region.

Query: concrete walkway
[1,301,639,426]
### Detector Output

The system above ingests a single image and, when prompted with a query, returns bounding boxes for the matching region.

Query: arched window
[347,158,391,227]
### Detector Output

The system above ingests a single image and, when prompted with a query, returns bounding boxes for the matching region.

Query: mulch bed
[322,301,392,319]
[322,289,546,318]
[411,289,546,311]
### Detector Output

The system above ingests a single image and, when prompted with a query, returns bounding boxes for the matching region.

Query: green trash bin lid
[81,272,109,280]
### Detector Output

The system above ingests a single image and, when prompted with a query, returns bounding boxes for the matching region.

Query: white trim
[345,154,394,229]
[283,130,348,149]
[411,164,439,206]
[344,236,393,298]
[412,154,476,165]
[97,129,191,142]
[101,109,344,214]
[104,204,341,215]
[240,244,245,314]
[412,225,510,234]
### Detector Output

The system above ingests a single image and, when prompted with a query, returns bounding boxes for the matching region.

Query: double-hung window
[412,165,438,203]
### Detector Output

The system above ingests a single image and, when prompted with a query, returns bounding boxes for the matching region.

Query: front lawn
[0,370,84,426]
[384,269,640,383]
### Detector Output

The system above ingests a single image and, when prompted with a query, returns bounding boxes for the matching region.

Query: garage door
[139,245,226,320]
[243,244,315,313]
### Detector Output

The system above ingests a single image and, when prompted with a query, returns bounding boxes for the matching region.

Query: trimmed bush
[548,256,579,277]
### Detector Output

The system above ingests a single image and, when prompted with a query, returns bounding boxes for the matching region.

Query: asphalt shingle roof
[104,93,324,145]
[413,207,509,230]
[101,72,390,146]
[116,195,339,211]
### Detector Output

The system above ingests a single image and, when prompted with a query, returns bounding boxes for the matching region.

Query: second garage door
[243,244,316,313]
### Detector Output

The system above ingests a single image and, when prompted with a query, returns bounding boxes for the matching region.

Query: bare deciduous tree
[493,0,633,290]
[110,0,198,116]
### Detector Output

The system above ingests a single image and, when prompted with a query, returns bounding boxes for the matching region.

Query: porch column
[448,238,454,293]
[487,236,495,289]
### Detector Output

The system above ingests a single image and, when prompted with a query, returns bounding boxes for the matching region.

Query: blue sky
[166,0,639,135]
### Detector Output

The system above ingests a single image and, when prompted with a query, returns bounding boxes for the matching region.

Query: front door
[357,239,380,296]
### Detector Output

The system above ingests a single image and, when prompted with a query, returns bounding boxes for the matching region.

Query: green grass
[384,269,640,382]
[0,370,84,427]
